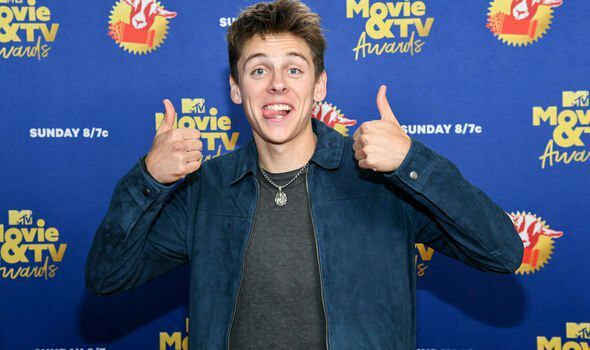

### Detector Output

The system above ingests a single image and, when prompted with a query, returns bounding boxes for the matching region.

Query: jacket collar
[229,118,344,186]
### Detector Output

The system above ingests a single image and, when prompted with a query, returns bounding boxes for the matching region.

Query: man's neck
[254,123,317,173]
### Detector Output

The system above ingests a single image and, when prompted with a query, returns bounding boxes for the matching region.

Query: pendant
[275,189,287,206]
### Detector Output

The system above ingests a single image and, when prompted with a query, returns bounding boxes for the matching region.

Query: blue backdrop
[1,0,588,349]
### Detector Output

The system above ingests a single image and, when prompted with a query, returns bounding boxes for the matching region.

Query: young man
[85,0,524,349]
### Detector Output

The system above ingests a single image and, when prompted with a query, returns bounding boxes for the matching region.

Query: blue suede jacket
[85,117,524,350]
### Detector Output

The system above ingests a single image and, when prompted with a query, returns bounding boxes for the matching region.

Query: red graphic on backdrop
[312,102,357,128]
[311,101,357,136]
[508,212,564,274]
[487,0,562,39]
[511,0,562,21]
[108,0,176,53]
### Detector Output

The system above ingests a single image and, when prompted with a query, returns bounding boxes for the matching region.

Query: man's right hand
[144,99,203,185]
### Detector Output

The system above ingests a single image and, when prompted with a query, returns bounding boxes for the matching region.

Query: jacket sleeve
[85,155,199,295]
[382,137,524,274]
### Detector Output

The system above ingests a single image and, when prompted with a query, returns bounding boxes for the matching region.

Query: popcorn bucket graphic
[488,12,538,38]
[109,21,156,47]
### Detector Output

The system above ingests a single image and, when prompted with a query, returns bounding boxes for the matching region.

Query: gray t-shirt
[228,165,326,349]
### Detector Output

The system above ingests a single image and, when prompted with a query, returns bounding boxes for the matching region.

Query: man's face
[229,32,327,146]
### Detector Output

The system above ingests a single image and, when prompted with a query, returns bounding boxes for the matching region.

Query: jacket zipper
[305,167,331,350]
[226,176,260,350]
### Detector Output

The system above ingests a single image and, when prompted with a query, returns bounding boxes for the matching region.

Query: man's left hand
[352,85,412,172]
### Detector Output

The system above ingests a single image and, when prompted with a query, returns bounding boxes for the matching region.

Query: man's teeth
[263,104,292,111]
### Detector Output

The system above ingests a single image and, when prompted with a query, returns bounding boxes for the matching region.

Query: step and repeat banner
[1,0,588,349]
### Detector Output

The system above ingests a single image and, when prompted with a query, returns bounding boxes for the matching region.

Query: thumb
[157,99,176,135]
[376,85,400,127]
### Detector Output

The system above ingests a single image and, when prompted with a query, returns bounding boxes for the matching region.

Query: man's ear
[229,75,242,104]
[313,70,327,102]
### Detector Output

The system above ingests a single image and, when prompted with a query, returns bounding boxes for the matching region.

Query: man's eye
[289,68,302,74]
[252,68,265,76]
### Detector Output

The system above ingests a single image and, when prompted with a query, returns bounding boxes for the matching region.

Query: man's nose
[268,73,287,94]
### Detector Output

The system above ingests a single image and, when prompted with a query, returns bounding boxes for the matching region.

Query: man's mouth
[262,103,294,120]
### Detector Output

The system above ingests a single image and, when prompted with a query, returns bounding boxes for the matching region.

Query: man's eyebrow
[286,51,310,65]
[242,51,310,70]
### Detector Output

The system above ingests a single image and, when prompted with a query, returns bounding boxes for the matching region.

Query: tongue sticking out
[263,109,290,118]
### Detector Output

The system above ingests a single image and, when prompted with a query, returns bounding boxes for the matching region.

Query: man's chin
[251,118,312,146]
[260,134,293,145]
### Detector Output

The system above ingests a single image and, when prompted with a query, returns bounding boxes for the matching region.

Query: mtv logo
[182,98,205,114]
[566,322,590,339]
[8,210,33,225]
[562,91,590,107]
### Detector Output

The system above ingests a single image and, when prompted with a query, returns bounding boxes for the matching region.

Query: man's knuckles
[172,156,200,177]
[169,138,203,153]
[172,141,186,152]
[354,146,368,161]
[360,134,370,146]
[187,150,202,163]
[163,128,200,140]
[183,139,202,152]
[176,149,200,162]
[354,121,385,138]
[180,128,201,139]
[192,139,203,151]
[360,155,377,168]
[360,123,371,133]
[352,126,361,140]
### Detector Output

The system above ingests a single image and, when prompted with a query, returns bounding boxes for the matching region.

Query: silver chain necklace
[258,162,309,206]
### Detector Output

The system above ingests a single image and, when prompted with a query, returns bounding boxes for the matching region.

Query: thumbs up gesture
[352,85,411,173]
[144,99,204,184]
